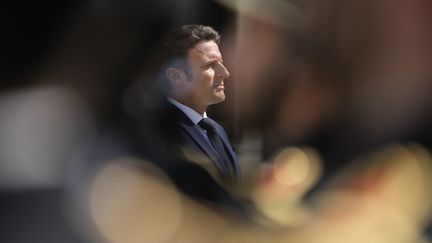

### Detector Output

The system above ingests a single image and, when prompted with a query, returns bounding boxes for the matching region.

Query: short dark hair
[164,25,220,60]
[160,25,221,88]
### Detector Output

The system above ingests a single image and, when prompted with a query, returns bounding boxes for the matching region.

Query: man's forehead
[189,41,222,60]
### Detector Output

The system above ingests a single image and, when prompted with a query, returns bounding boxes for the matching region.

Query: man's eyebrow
[202,58,223,65]
[202,60,225,67]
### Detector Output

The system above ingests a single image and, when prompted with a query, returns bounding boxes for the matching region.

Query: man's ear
[166,67,185,87]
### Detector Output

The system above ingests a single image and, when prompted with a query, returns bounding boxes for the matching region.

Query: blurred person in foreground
[219,0,432,239]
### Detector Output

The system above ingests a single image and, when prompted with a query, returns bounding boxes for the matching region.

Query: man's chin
[212,93,226,102]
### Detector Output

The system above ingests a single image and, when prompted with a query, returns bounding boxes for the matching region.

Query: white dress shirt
[167,97,207,125]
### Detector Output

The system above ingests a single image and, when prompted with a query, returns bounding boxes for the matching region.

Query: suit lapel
[167,102,237,176]
[212,122,240,176]
[179,123,227,173]
[166,103,225,172]
[217,127,237,162]
[220,134,239,174]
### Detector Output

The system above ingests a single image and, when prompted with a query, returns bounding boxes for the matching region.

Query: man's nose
[217,63,230,79]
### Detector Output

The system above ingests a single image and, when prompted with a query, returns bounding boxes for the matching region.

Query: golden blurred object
[252,147,322,226]
[89,159,183,243]
[88,159,270,243]
[83,144,432,243]
[281,144,432,243]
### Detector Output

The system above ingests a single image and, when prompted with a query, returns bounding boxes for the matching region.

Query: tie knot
[199,118,216,133]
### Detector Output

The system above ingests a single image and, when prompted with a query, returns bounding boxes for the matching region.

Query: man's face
[184,40,230,106]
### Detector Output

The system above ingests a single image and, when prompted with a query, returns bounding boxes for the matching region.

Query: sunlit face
[184,40,230,107]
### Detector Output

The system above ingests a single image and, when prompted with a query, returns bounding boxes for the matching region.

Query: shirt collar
[167,97,207,125]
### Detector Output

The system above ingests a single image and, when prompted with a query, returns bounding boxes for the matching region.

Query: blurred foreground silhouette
[1,0,432,242]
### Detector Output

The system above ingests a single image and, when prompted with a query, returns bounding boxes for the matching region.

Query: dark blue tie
[198,118,235,177]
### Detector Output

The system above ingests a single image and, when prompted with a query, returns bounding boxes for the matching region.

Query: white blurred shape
[0,86,94,189]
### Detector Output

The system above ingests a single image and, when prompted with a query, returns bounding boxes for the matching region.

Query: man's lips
[213,82,225,89]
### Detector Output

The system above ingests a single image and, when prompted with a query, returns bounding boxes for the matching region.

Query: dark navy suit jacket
[71,100,248,217]
[166,102,239,177]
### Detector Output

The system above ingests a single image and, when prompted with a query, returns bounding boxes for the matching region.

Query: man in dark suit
[162,25,239,182]
[67,24,248,226]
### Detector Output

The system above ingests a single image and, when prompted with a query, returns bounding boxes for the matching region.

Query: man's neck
[168,96,207,116]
